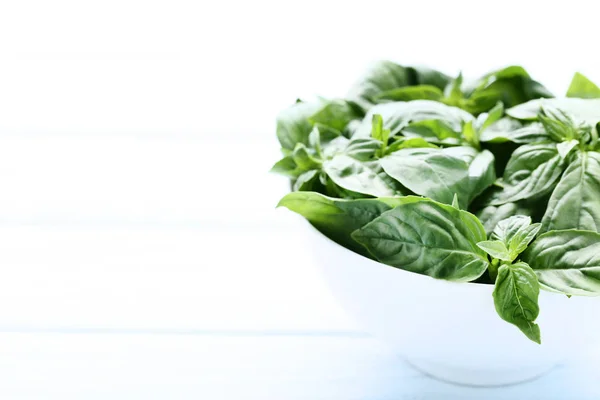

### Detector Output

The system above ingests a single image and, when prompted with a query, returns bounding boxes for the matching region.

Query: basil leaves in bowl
[272,61,600,386]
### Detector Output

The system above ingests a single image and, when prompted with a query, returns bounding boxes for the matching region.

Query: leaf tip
[451,193,460,209]
[276,194,291,209]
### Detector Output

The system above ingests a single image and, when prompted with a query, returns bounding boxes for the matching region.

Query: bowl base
[405,357,557,387]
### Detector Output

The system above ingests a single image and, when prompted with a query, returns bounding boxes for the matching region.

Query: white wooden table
[0,331,599,400]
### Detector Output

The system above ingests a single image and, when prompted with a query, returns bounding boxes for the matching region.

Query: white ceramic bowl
[305,219,600,386]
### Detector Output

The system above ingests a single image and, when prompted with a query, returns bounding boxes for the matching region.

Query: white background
[0,1,599,398]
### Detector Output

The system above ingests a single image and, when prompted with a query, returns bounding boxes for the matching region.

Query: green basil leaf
[401,119,463,145]
[353,100,473,138]
[493,261,541,344]
[346,61,450,109]
[321,174,365,199]
[375,85,444,102]
[323,154,402,197]
[413,66,454,90]
[309,99,364,133]
[507,98,600,126]
[464,149,497,204]
[462,120,479,148]
[476,102,504,133]
[381,148,470,207]
[444,72,464,103]
[347,61,413,108]
[477,240,512,261]
[270,156,303,179]
[475,202,536,236]
[523,230,600,296]
[491,143,565,205]
[480,121,550,144]
[386,137,438,153]
[277,191,411,254]
[556,139,580,159]
[541,151,600,233]
[451,193,460,209]
[352,198,489,281]
[343,138,382,161]
[369,114,390,157]
[538,107,591,143]
[370,114,386,142]
[566,72,600,99]
[308,125,342,157]
[491,215,541,260]
[293,170,320,192]
[344,119,362,138]
[365,159,409,196]
[381,147,495,209]
[464,66,552,112]
[321,136,351,159]
[292,143,321,171]
[277,100,325,150]
[461,91,502,115]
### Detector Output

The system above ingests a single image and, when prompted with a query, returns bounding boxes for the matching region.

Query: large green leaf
[346,61,450,109]
[566,72,600,99]
[507,98,600,126]
[458,66,552,115]
[352,198,489,281]
[490,143,565,205]
[401,119,463,145]
[541,151,600,233]
[463,149,497,204]
[292,170,320,192]
[277,191,411,254]
[476,240,511,261]
[381,147,495,208]
[523,230,600,296]
[480,121,550,144]
[343,137,382,161]
[309,99,364,132]
[493,261,541,344]
[353,100,473,138]
[276,101,325,150]
[374,85,444,102]
[323,154,402,197]
[386,137,438,153]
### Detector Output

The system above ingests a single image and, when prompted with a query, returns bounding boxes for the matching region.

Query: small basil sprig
[478,216,541,266]
[477,216,542,343]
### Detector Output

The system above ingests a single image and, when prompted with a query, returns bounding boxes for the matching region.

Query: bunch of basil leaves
[272,61,600,344]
